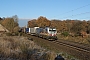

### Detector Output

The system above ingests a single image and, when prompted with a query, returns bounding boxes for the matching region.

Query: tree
[0,17,3,20]
[71,21,87,35]
[28,19,38,27]
[87,21,90,34]
[36,16,51,27]
[12,15,18,23]
[1,17,19,32]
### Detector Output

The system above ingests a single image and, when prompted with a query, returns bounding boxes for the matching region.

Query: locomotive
[25,27,57,40]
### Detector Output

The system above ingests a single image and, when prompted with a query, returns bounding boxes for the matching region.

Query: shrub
[61,32,69,37]
[74,34,79,37]
[6,33,12,36]
[0,36,57,60]
[39,52,56,60]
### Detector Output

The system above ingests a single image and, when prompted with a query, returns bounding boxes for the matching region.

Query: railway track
[50,40,90,60]
[52,40,90,53]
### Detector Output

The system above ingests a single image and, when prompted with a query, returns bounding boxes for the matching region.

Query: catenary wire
[53,4,90,19]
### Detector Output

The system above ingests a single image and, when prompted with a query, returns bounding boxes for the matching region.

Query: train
[24,27,58,40]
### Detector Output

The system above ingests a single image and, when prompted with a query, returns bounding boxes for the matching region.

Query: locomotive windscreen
[49,28,57,33]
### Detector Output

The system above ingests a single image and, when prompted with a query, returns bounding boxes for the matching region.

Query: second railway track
[50,39,90,60]
[52,40,90,53]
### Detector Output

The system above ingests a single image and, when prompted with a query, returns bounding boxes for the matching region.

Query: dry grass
[0,36,57,60]
[0,36,35,59]
[57,34,90,44]
[39,51,56,60]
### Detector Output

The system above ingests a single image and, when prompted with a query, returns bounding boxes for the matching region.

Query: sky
[0,0,90,27]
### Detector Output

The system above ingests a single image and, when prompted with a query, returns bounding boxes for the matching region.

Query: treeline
[28,16,90,37]
[0,15,19,33]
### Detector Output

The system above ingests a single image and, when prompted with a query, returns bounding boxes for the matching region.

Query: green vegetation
[61,31,69,37]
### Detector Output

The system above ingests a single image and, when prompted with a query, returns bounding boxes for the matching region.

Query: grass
[57,34,90,45]
[0,33,82,60]
[0,36,57,60]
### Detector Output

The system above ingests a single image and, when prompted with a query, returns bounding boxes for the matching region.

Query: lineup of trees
[0,15,90,37]
[28,16,90,37]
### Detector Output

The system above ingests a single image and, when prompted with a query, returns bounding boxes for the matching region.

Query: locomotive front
[47,27,57,40]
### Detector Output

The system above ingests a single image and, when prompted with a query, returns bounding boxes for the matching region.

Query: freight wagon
[25,27,39,35]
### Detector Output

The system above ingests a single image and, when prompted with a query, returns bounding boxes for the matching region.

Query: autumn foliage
[36,16,51,27]
[28,16,51,28]
[28,16,90,37]
[0,18,19,33]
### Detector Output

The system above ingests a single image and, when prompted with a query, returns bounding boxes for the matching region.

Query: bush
[61,32,69,37]
[74,34,79,37]
[6,33,12,36]
[39,52,56,60]
[6,32,23,36]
